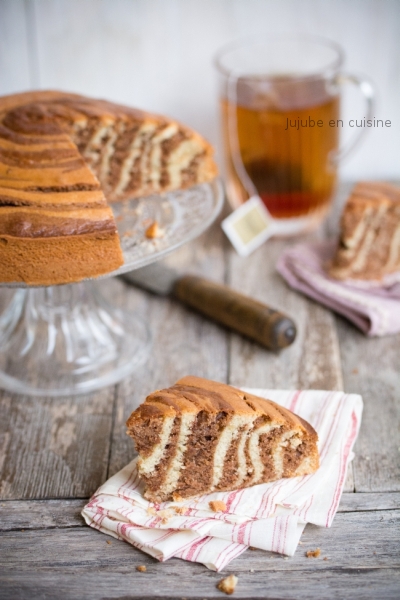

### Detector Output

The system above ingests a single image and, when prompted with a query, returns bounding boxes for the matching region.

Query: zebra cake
[126,376,319,502]
[329,182,400,281]
[0,90,217,285]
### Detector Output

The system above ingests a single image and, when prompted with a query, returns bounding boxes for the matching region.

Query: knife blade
[122,262,296,351]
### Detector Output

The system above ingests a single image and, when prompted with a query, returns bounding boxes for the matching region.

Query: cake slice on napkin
[329,181,400,281]
[126,376,319,502]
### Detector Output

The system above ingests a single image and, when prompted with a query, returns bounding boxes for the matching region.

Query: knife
[122,263,297,351]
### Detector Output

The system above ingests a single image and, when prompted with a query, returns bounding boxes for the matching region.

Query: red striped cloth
[82,389,363,571]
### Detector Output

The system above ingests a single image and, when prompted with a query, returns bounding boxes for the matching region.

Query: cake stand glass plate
[0,180,223,397]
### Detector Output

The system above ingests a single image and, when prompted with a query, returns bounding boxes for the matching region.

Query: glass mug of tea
[215,35,374,235]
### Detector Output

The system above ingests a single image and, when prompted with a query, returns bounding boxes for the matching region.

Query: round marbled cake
[0,91,217,285]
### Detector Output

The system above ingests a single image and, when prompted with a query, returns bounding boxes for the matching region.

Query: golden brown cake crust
[127,375,312,434]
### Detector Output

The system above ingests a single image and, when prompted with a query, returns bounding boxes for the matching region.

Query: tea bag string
[227,71,259,201]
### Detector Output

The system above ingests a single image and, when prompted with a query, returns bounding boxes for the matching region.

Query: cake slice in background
[126,376,319,502]
[329,182,400,281]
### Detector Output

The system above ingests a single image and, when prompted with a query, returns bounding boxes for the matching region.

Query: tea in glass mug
[215,35,374,235]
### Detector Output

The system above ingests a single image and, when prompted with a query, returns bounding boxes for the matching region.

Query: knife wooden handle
[172,275,296,351]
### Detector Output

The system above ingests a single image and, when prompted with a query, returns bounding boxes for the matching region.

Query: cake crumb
[209,500,227,513]
[249,546,257,551]
[147,506,157,516]
[145,221,162,239]
[172,492,184,502]
[306,548,321,558]
[323,557,329,561]
[157,508,174,524]
[250,569,254,573]
[106,540,112,545]
[217,574,238,595]
[174,506,187,515]
[136,565,147,572]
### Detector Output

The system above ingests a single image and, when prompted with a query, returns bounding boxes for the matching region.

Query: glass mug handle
[331,73,375,163]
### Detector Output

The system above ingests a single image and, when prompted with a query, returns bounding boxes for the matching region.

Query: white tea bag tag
[221,195,275,257]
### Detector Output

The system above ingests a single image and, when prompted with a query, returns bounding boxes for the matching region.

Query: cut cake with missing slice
[126,376,319,502]
[0,90,217,285]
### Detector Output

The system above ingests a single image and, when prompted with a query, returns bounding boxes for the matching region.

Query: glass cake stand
[0,180,223,397]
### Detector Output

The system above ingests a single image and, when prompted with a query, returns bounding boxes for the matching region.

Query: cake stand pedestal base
[0,281,150,397]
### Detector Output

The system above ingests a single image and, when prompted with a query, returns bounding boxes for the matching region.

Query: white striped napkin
[82,388,363,571]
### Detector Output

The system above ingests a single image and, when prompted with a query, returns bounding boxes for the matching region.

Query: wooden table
[0,183,399,599]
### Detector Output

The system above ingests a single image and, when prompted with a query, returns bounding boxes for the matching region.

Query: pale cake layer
[126,376,319,502]
[330,182,400,280]
[0,90,217,285]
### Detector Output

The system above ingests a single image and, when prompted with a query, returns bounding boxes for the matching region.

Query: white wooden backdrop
[0,0,399,180]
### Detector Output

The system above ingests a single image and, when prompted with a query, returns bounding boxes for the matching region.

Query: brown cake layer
[330,182,400,280]
[126,376,319,502]
[0,90,217,285]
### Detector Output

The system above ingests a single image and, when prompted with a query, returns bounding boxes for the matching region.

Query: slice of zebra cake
[126,376,319,503]
[329,181,400,281]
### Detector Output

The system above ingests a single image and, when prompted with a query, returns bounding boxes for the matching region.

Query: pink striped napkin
[82,388,363,571]
[277,240,400,336]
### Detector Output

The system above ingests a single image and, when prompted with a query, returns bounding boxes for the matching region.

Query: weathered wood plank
[103,223,230,477]
[1,511,398,571]
[0,510,398,599]
[337,491,400,513]
[1,493,399,532]
[1,569,400,600]
[336,320,400,493]
[0,388,115,500]
[227,238,343,392]
[0,499,85,531]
